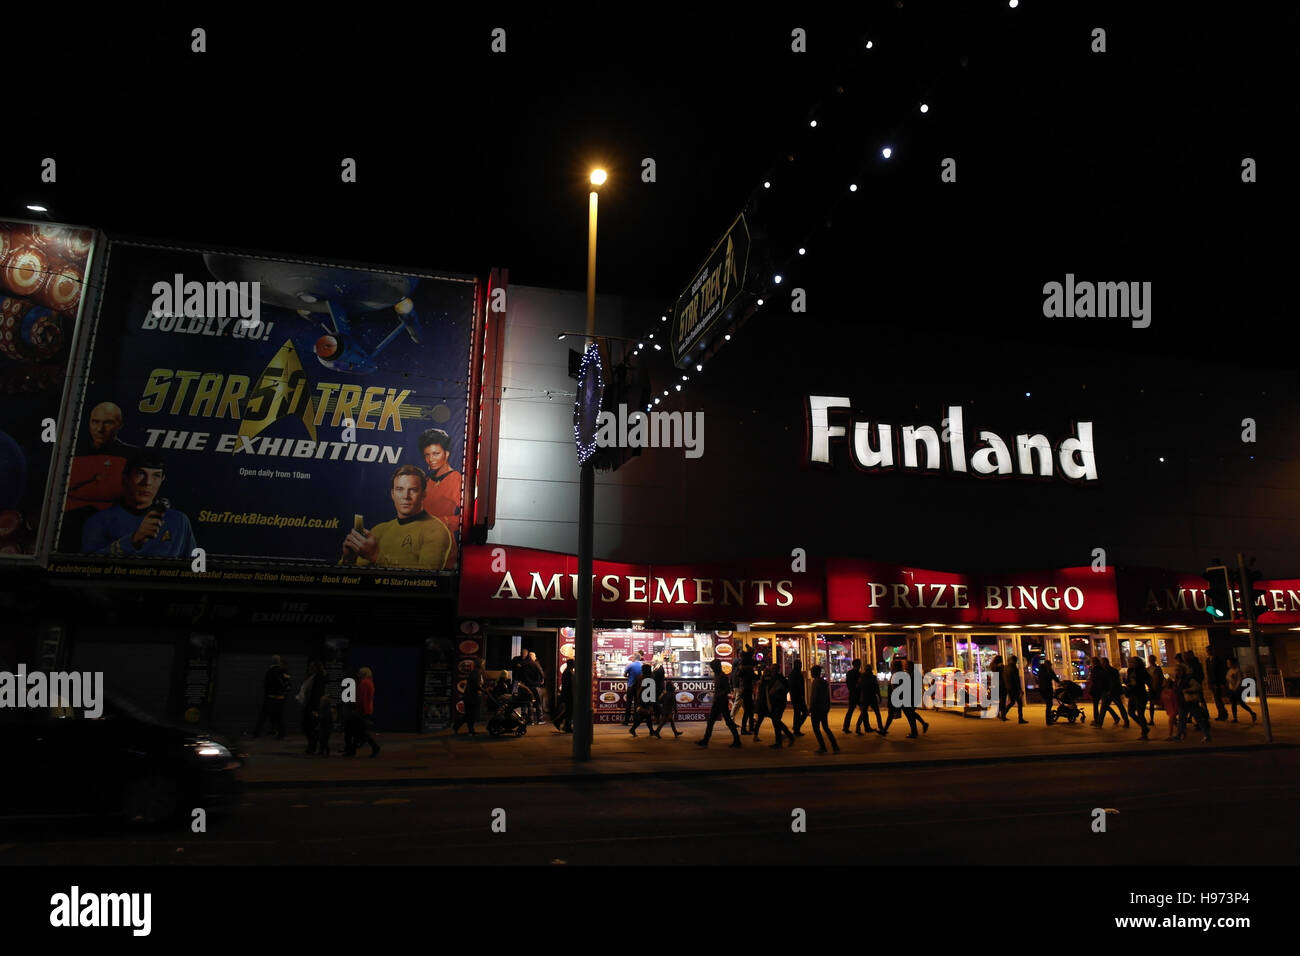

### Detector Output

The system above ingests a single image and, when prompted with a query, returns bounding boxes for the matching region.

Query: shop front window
[876,636,906,683]
[1021,637,1044,692]
[1068,636,1092,682]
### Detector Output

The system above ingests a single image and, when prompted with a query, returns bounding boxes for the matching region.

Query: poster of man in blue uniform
[81,450,198,558]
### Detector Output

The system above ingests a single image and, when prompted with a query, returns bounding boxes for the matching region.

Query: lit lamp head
[590,168,607,187]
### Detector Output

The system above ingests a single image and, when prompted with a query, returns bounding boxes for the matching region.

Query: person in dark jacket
[249,654,291,739]
[299,659,325,753]
[1088,656,1122,726]
[808,665,838,753]
[900,658,930,737]
[1037,658,1058,725]
[629,663,660,737]
[553,658,575,733]
[765,667,795,748]
[752,664,773,741]
[1125,656,1151,739]
[656,677,683,737]
[788,658,808,736]
[842,659,863,734]
[998,655,1025,723]
[1208,653,1229,721]
[856,661,884,734]
[739,650,757,734]
[882,658,905,736]
[1099,658,1129,728]
[651,655,667,721]
[453,658,485,735]
[526,651,548,724]
[697,658,742,747]
[1147,660,1166,724]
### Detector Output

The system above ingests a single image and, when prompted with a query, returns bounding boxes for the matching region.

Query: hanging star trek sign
[670,212,751,368]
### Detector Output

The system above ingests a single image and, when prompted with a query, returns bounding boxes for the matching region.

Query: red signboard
[1121,568,1300,625]
[460,545,823,621]
[826,559,1117,625]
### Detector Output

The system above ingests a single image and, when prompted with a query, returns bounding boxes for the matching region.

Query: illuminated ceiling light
[851,625,869,629]
[881,147,892,159]
[556,332,567,340]
[663,390,669,396]
[1001,625,1018,629]
[811,622,834,627]
[675,384,681,391]
[1158,457,1165,463]
[870,623,893,627]
[654,397,660,405]
[1009,0,1019,7]
[653,343,662,350]
[763,180,771,188]
[810,120,817,128]
[749,621,775,626]
[921,623,943,628]
[756,299,764,307]
[26,204,48,212]
[661,315,667,322]
[724,333,731,340]
[849,183,858,192]
[645,405,652,411]
[696,364,703,372]
[903,624,922,629]
[865,40,873,49]
[920,103,929,113]
[681,375,689,381]
[648,333,654,339]
[773,274,783,284]
[798,247,806,255]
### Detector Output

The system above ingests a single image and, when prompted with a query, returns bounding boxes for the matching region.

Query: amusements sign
[52,242,477,581]
[0,219,98,558]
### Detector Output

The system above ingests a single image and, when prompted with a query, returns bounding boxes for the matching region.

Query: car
[0,692,245,825]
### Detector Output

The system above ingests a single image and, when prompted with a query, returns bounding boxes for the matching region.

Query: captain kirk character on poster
[53,243,476,575]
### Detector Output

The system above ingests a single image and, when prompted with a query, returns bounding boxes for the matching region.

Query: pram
[485,680,532,736]
[1051,680,1086,724]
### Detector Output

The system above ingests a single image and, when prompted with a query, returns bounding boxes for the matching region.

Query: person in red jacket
[345,666,381,757]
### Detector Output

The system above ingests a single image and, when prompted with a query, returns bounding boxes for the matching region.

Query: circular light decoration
[572,343,605,464]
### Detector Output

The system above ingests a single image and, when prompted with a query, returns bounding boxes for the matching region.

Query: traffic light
[1241,560,1267,622]
[1202,566,1233,620]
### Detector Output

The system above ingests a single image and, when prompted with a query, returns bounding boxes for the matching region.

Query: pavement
[230,697,1297,789]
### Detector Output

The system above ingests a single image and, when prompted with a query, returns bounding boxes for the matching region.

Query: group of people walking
[446,645,1258,749]
[1074,651,1255,741]
[697,652,931,753]
[247,655,381,757]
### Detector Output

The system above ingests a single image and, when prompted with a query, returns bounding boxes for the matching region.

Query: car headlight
[191,739,232,758]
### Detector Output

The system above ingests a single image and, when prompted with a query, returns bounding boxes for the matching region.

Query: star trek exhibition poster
[52,242,477,581]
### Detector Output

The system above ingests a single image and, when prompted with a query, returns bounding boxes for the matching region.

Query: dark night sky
[6,3,1291,368]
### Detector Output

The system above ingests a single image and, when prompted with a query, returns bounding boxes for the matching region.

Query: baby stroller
[1052,680,1085,724]
[486,680,531,736]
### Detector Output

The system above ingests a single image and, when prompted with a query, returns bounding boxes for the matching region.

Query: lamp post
[574,168,605,761]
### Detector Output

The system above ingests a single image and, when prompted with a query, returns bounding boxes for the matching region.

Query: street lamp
[574,167,606,761]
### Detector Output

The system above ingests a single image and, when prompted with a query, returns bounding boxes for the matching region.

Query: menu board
[421,636,455,731]
[181,633,217,723]
[585,631,737,723]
